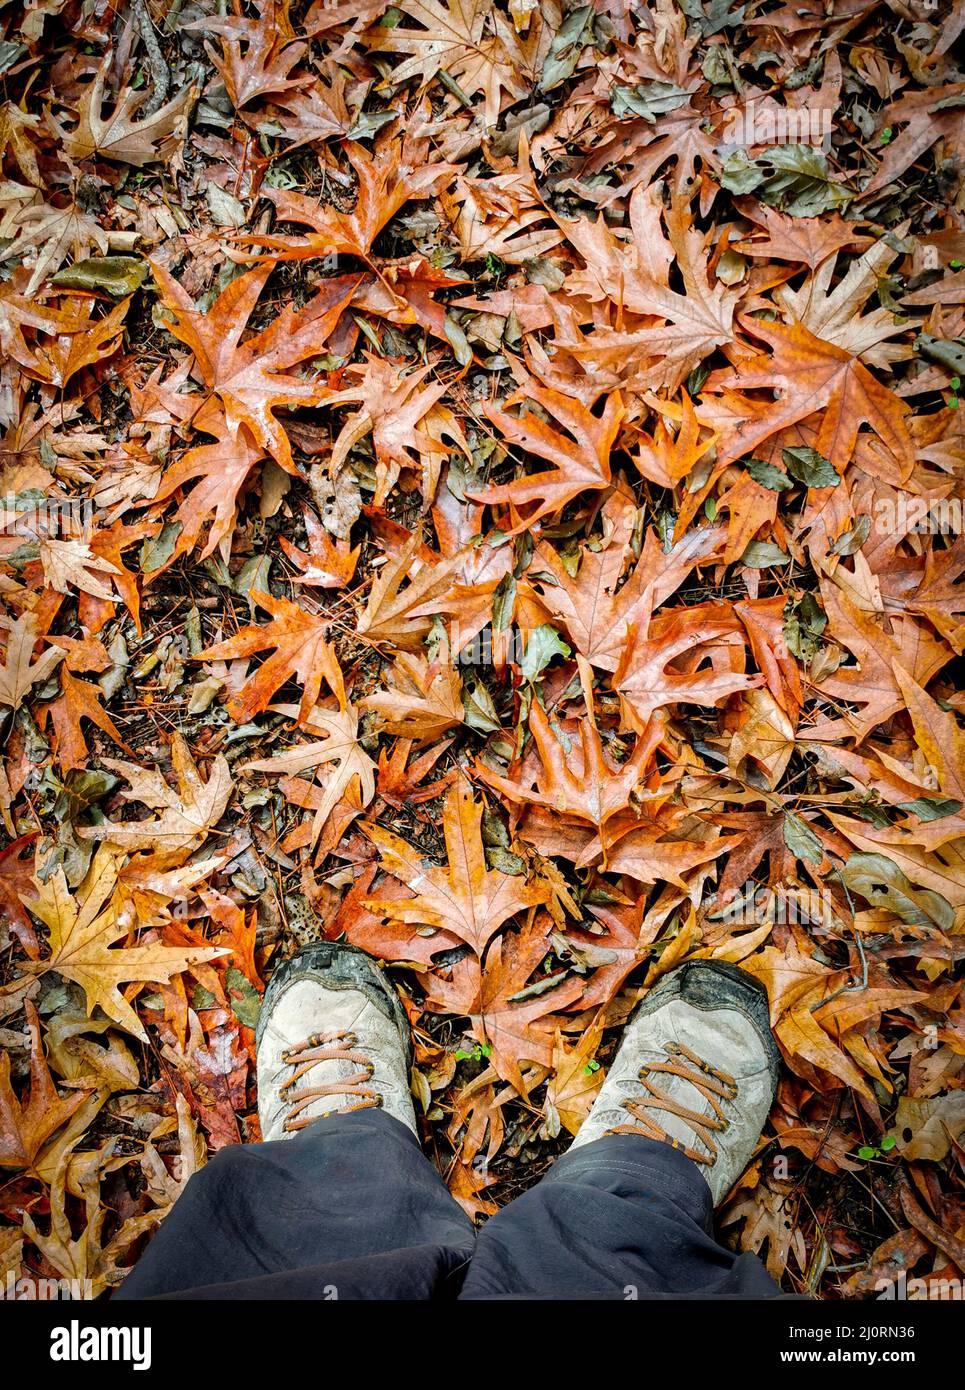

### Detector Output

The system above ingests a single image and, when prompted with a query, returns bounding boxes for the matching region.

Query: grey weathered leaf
[830,514,871,556]
[841,852,955,931]
[520,624,570,681]
[897,797,963,822]
[51,256,147,297]
[740,541,790,569]
[783,812,823,865]
[746,457,792,491]
[719,145,851,216]
[783,446,840,489]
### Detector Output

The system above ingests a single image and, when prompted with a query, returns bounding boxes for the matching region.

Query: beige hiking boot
[256,941,417,1142]
[569,959,779,1204]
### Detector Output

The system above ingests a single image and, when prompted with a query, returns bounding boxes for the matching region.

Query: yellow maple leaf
[23,846,228,1042]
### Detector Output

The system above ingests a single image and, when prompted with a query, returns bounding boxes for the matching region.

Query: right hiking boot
[255,941,417,1142]
[569,959,780,1204]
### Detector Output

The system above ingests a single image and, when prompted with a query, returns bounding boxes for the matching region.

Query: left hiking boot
[568,959,779,1204]
[255,941,417,1142]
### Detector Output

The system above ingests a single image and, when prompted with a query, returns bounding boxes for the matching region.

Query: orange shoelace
[606,1041,739,1164]
[280,1029,380,1132]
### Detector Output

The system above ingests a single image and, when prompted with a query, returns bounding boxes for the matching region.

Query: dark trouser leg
[115,1110,475,1300]
[459,1134,780,1299]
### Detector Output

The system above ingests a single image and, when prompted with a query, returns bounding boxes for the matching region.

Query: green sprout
[857,1134,898,1161]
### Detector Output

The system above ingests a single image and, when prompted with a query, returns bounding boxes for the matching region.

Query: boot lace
[605,1041,739,1164]
[280,1030,380,1132]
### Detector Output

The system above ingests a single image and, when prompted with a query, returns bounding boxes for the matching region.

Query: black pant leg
[459,1134,781,1299]
[116,1110,476,1300]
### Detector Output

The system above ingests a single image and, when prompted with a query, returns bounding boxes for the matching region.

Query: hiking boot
[569,959,779,1203]
[256,941,417,1141]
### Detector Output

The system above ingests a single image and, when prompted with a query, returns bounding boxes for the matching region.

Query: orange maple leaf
[199,590,345,724]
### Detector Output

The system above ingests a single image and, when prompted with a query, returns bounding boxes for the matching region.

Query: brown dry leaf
[41,668,129,773]
[0,1002,89,1170]
[704,318,915,477]
[471,375,624,530]
[244,699,375,843]
[733,200,873,270]
[22,846,228,1043]
[328,355,464,507]
[256,136,454,262]
[194,0,308,109]
[0,197,110,296]
[78,733,233,852]
[361,644,464,742]
[805,584,949,743]
[532,496,724,671]
[200,590,346,724]
[2,0,964,1298]
[562,193,739,392]
[0,612,64,708]
[151,418,266,566]
[615,602,761,726]
[890,664,965,845]
[22,1148,161,1296]
[466,914,585,1097]
[150,262,357,470]
[38,537,120,601]
[280,507,359,589]
[477,657,657,858]
[364,778,549,956]
[542,1011,605,1138]
[370,0,533,127]
[726,689,796,789]
[0,101,42,184]
[54,53,197,166]
[26,294,131,390]
[724,1175,802,1281]
[356,535,462,652]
